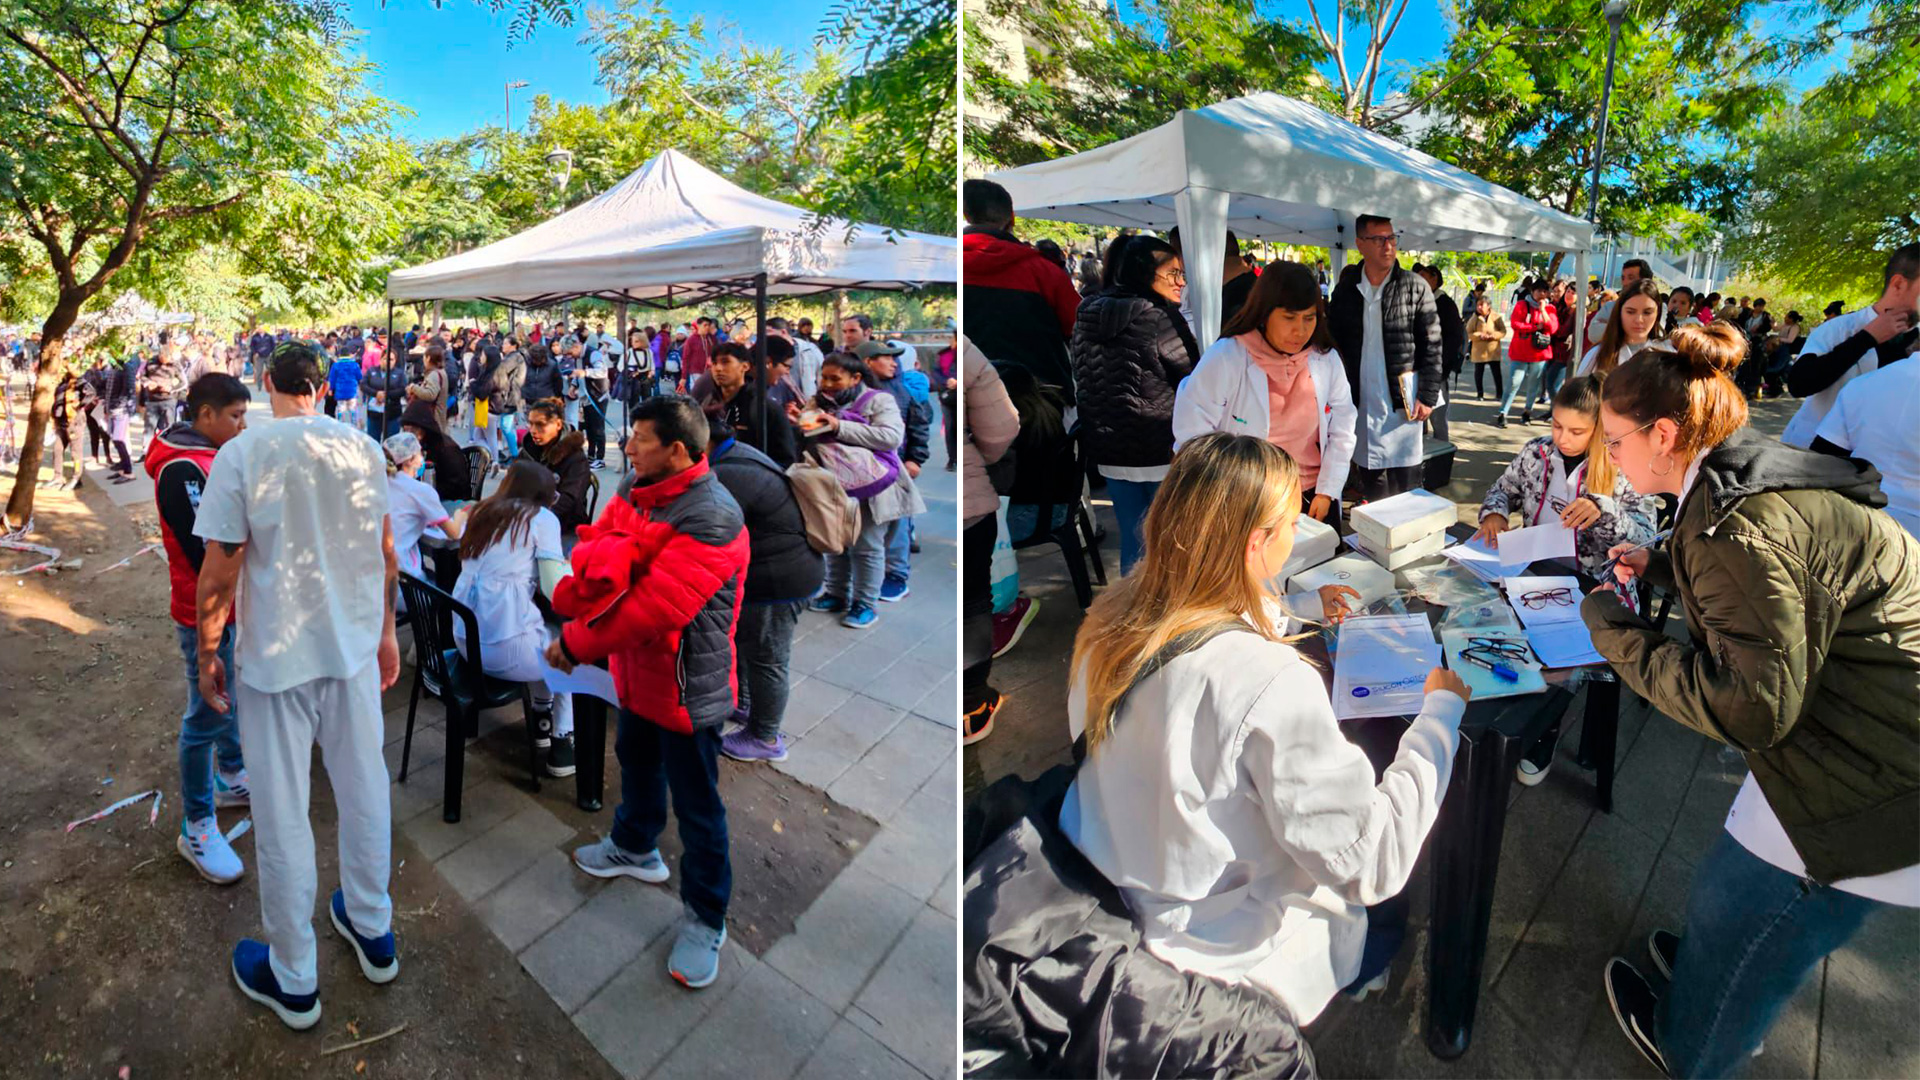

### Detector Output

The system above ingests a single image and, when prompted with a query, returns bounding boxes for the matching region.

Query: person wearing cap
[858,339,932,602]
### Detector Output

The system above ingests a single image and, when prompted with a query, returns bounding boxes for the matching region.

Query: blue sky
[342,0,840,141]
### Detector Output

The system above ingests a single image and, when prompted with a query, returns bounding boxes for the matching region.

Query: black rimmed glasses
[1518,587,1574,609]
[1457,636,1535,673]
[1357,232,1400,246]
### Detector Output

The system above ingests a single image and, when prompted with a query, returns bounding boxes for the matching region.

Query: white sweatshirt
[1060,628,1465,1024]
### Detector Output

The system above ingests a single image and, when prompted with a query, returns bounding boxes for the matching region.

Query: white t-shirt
[387,471,450,581]
[1813,357,1920,539]
[193,413,390,693]
[1782,306,1881,448]
[451,507,562,648]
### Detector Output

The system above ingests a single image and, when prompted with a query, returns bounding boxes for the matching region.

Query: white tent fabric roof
[386,149,955,305]
[985,93,1595,347]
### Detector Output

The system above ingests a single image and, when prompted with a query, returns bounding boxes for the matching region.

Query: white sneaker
[214,768,251,808]
[179,816,244,884]
[1516,757,1551,787]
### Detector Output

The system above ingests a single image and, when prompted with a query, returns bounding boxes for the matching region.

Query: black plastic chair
[1011,436,1105,608]
[461,444,490,501]
[584,470,601,524]
[395,571,543,823]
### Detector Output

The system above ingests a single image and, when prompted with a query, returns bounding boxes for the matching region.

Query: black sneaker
[909,540,921,554]
[1604,958,1670,1077]
[1648,928,1679,980]
[530,709,553,749]
[1518,411,1534,426]
[545,735,576,777]
[1493,414,1508,429]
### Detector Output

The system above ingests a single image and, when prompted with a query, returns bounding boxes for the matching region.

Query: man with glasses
[1328,214,1443,501]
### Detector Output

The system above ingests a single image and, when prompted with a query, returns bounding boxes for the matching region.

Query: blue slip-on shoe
[329,888,399,985]
[667,906,727,989]
[231,939,321,1030]
[841,603,878,629]
[878,577,911,603]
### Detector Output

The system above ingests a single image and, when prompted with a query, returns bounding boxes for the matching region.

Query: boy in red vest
[147,373,253,884]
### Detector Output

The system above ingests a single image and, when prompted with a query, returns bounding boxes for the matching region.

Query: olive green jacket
[1581,427,1920,883]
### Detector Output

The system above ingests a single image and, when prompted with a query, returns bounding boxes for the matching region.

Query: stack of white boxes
[1274,513,1340,583]
[1348,488,1457,571]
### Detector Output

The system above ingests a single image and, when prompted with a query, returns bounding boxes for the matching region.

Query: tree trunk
[1546,251,1566,279]
[5,289,89,529]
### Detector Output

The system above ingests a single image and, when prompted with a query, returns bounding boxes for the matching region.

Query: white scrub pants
[469,630,573,738]
[236,664,392,996]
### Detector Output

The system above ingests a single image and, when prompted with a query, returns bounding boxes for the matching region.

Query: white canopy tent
[985,92,1597,356]
[385,148,954,309]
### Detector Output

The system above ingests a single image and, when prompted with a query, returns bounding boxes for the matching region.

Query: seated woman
[400,399,471,504]
[449,460,576,778]
[517,397,594,536]
[384,433,463,585]
[1472,374,1656,785]
[1059,431,1471,1026]
[1172,259,1358,526]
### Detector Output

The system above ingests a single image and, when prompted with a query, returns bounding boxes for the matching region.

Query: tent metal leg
[754,272,769,450]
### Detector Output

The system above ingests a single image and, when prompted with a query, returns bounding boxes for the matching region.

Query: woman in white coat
[1060,432,1471,1026]
[1172,261,1359,524]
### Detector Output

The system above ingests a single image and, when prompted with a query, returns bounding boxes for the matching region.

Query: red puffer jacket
[553,460,749,733]
[1508,299,1559,363]
[145,423,220,628]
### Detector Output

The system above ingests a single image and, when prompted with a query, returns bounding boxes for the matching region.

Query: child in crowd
[1472,373,1657,784]
[1059,432,1470,1026]
[449,460,576,777]
[149,373,254,883]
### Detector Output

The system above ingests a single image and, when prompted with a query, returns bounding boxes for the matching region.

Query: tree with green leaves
[0,0,367,527]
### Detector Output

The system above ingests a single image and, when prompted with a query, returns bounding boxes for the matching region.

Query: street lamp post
[1585,1,1630,225]
[505,79,529,131]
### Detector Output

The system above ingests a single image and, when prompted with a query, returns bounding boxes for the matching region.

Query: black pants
[939,391,959,467]
[1351,464,1423,502]
[584,390,608,461]
[1473,361,1504,399]
[110,430,132,476]
[609,716,730,929]
[963,513,997,712]
[85,415,109,461]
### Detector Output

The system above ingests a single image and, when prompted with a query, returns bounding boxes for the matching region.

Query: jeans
[1658,831,1885,1078]
[1426,401,1450,442]
[735,600,802,741]
[176,623,243,823]
[824,505,887,609]
[1344,890,1410,992]
[367,406,385,441]
[335,398,361,429]
[1105,477,1160,575]
[491,408,519,458]
[962,514,997,712]
[1499,360,1547,417]
[1532,360,1568,408]
[884,515,913,583]
[610,716,730,930]
[144,402,173,443]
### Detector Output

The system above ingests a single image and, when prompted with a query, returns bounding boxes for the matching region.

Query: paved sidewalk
[386,435,958,1080]
[965,393,1920,1078]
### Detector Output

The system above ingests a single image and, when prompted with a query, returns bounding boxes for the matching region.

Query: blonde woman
[1059,432,1472,1026]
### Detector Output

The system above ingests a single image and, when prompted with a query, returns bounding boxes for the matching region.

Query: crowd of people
[962,176,1920,1077]
[0,301,955,1023]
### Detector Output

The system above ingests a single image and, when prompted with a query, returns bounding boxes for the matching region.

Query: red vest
[145,428,219,627]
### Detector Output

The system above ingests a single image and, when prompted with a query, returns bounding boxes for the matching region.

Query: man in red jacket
[962,178,1081,391]
[147,373,253,885]
[546,395,749,991]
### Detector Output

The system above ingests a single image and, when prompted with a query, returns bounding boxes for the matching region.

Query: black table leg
[1426,728,1523,1060]
[1584,677,1620,813]
[574,695,607,812]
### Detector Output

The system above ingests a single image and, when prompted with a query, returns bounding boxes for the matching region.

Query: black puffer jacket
[519,428,594,533]
[1328,263,1443,410]
[964,766,1317,1079]
[521,352,564,405]
[710,438,824,603]
[1071,290,1199,471]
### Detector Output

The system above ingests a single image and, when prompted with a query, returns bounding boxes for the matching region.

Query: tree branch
[148,190,246,221]
[1,27,145,180]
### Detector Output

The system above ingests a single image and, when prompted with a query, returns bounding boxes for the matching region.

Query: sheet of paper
[1440,628,1548,700]
[539,657,619,704]
[1441,536,1505,583]
[1524,621,1607,667]
[1502,574,1586,630]
[1332,614,1441,720]
[1496,520,1576,571]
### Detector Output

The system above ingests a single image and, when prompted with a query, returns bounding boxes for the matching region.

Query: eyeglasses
[1157,268,1187,283]
[1518,588,1574,609]
[1603,420,1656,456]
[1357,233,1400,245]
[1457,636,1537,672]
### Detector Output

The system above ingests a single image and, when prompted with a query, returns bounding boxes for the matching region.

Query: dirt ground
[0,417,871,1075]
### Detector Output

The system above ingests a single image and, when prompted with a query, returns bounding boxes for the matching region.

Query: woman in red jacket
[1497,278,1559,428]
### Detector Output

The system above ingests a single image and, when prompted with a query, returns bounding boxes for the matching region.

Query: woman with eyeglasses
[1582,321,1920,1078]
[1070,235,1200,573]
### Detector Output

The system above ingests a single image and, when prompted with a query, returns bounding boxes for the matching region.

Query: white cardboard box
[1286,552,1399,608]
[1350,488,1457,550]
[1275,514,1340,582]
[1349,527,1449,571]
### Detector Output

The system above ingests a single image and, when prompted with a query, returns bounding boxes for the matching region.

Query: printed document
[1333,613,1441,720]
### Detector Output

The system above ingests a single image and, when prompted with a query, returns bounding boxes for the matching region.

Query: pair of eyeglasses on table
[1518,587,1574,609]
[1455,636,1537,675]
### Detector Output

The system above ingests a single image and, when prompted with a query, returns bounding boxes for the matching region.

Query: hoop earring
[1651,453,1674,477]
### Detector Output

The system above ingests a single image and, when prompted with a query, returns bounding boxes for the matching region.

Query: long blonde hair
[1071,433,1302,754]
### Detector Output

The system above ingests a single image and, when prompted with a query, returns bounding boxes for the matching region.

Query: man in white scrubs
[1812,350,1920,539]
[1780,243,1919,448]
[193,341,402,1031]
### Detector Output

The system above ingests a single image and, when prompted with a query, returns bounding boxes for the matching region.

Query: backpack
[785,454,861,554]
[816,389,903,500]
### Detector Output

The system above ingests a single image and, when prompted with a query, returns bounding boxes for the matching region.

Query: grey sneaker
[572,836,670,883]
[668,907,727,989]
